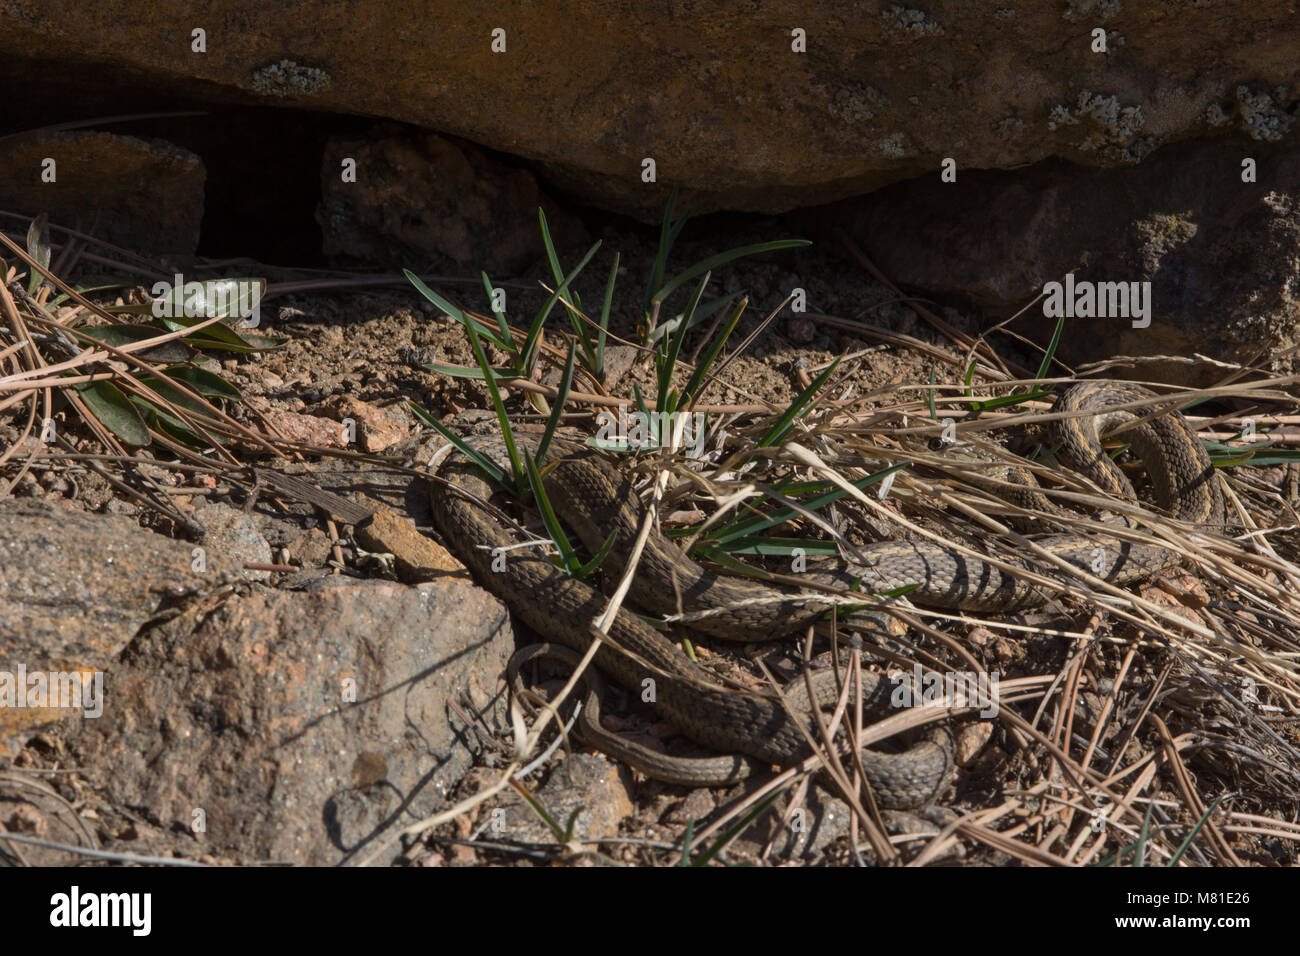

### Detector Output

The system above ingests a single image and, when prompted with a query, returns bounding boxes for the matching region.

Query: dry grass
[451,302,1300,866]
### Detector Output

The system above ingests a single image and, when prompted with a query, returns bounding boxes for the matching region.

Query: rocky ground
[2,203,1297,866]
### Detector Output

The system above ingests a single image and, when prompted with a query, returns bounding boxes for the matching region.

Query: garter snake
[427,382,1224,807]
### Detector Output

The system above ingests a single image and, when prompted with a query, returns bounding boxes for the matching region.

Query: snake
[427,382,1224,807]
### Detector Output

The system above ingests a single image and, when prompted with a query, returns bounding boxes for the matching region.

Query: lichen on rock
[251,58,331,97]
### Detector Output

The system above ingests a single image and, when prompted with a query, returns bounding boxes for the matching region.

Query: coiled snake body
[428,383,1223,808]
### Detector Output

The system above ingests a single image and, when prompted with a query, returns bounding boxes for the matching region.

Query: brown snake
[427,382,1224,807]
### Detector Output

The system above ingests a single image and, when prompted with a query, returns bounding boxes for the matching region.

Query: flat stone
[314,395,410,454]
[245,397,346,448]
[0,497,238,666]
[353,497,469,584]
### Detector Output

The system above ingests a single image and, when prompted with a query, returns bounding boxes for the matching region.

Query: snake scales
[427,382,1224,808]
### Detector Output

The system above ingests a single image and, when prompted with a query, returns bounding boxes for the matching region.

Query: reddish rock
[0,498,240,744]
[315,395,409,454]
[246,396,346,448]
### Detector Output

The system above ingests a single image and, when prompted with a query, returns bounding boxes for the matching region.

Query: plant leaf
[147,277,265,325]
[74,380,150,446]
[159,364,242,400]
[653,240,810,304]
[681,295,745,407]
[521,240,602,374]
[25,212,50,296]
[757,355,840,448]
[78,324,196,363]
[656,271,709,415]
[537,339,576,463]
[423,363,516,382]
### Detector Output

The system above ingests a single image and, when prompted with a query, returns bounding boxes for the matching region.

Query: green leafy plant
[404,229,600,414]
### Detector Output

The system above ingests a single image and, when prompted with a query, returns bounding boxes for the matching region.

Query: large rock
[810,137,1300,380]
[0,132,204,253]
[2,3,1297,217]
[0,498,240,744]
[67,576,514,865]
[318,129,586,273]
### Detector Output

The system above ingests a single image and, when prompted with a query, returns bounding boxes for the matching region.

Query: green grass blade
[656,271,709,415]
[698,546,790,578]
[575,529,617,580]
[757,355,840,448]
[703,463,906,547]
[647,186,682,312]
[1167,795,1229,867]
[964,387,1053,413]
[681,295,745,408]
[562,806,584,843]
[409,402,508,487]
[513,785,572,844]
[538,207,582,314]
[539,207,561,280]
[690,793,778,866]
[1034,312,1065,382]
[1095,797,1156,868]
[646,292,737,347]
[406,270,511,350]
[461,314,524,492]
[524,452,579,574]
[632,383,653,445]
[652,240,810,304]
[480,271,512,345]
[537,339,576,463]
[596,251,619,381]
[521,240,602,374]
